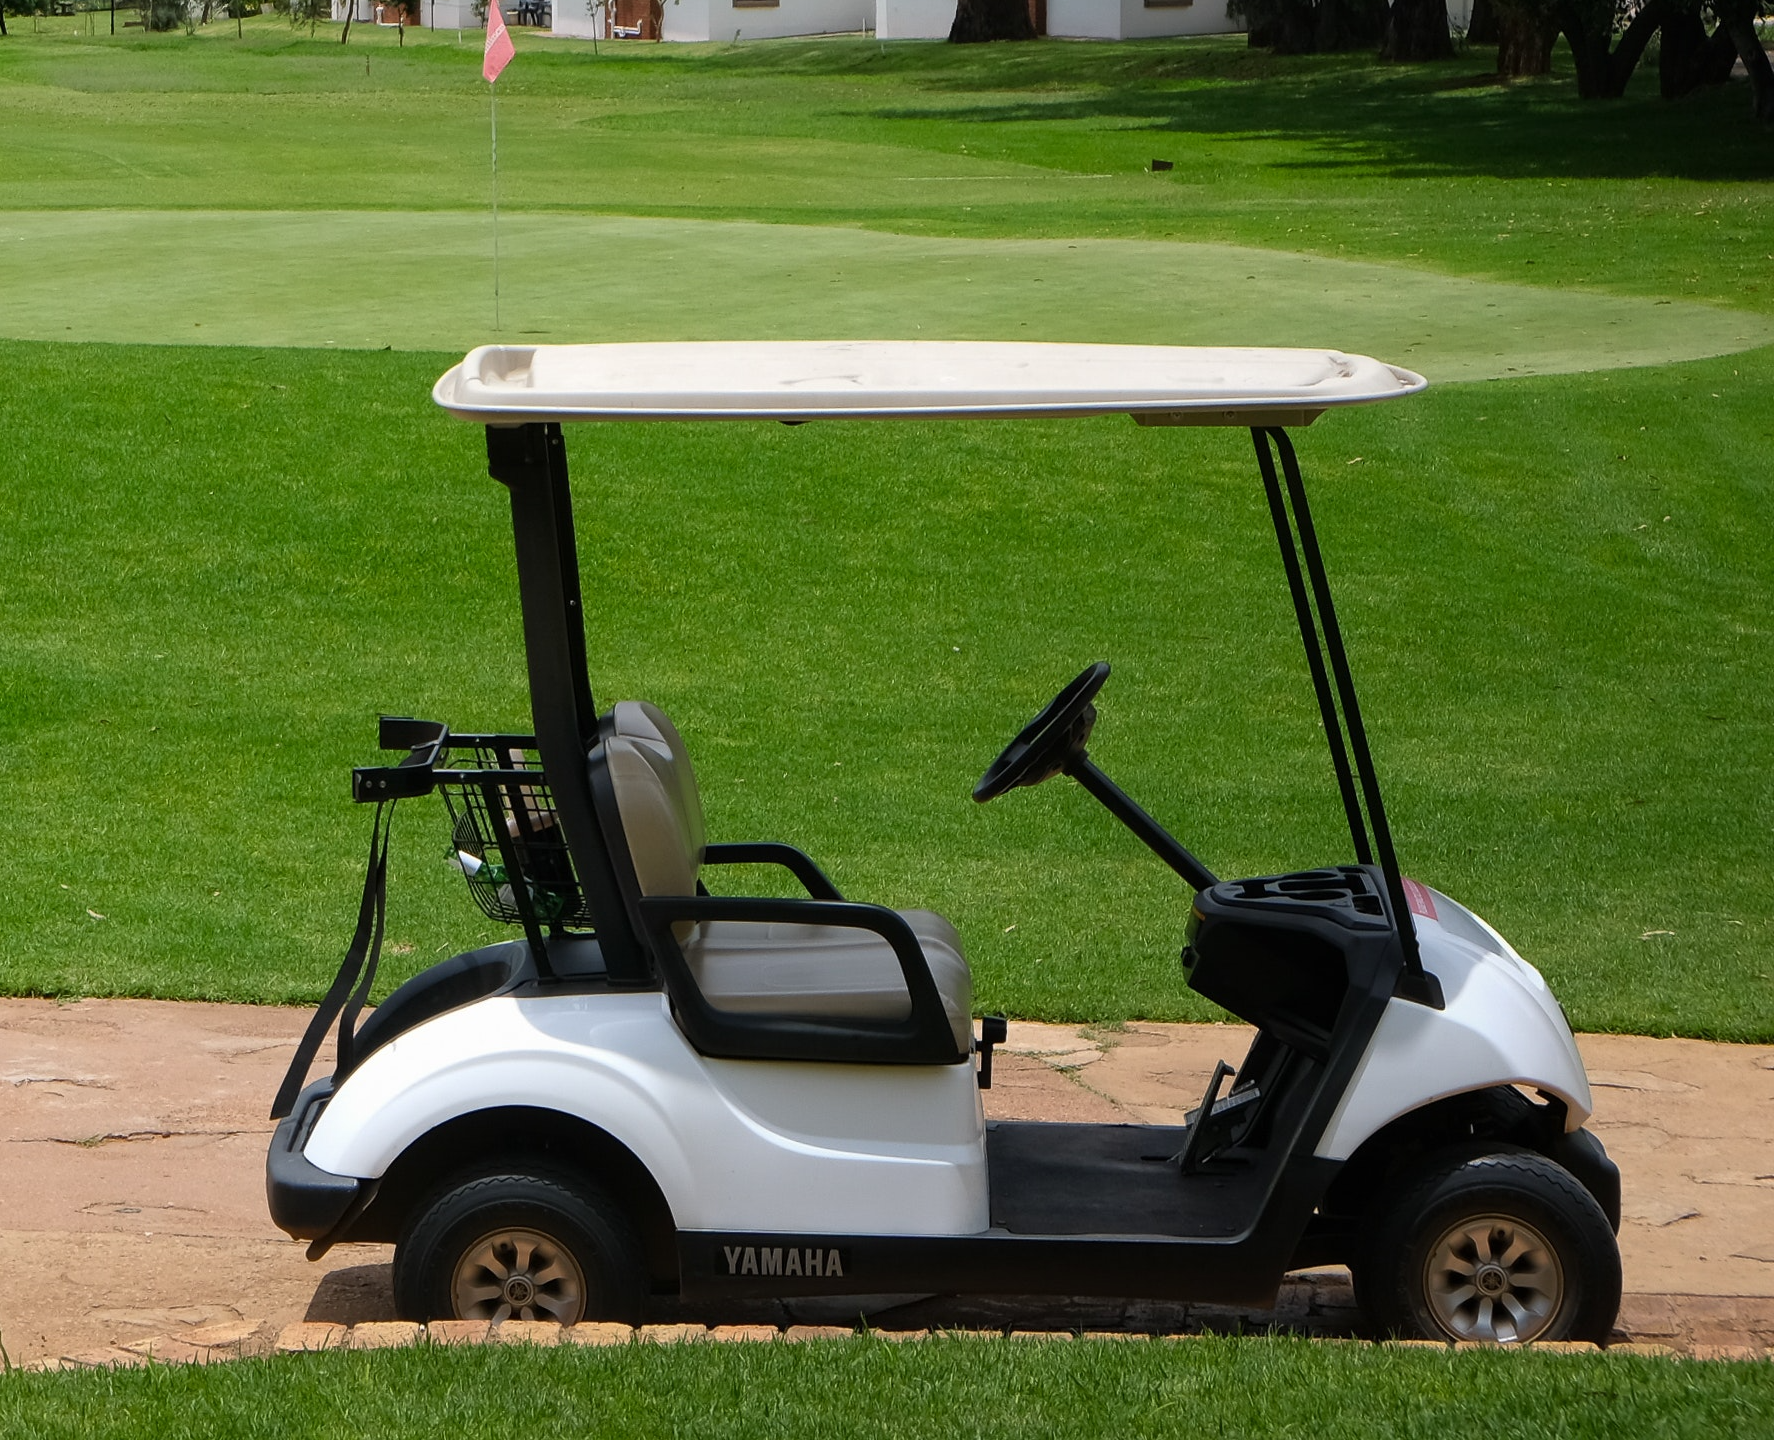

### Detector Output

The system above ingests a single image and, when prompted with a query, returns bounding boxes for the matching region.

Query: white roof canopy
[434,342,1425,427]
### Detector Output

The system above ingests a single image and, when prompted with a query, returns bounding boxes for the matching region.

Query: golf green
[5,210,1770,380]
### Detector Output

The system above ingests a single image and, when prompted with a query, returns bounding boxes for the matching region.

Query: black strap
[270,804,393,1120]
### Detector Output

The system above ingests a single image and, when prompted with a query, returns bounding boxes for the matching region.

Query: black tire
[1353,1150,1621,1345]
[393,1163,646,1325]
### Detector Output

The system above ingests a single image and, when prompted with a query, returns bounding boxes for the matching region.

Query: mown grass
[0,27,1769,1033]
[4,336,1771,1038]
[3,1336,1774,1440]
[1,26,1772,315]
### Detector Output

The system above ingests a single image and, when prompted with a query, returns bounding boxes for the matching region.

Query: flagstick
[490,87,501,334]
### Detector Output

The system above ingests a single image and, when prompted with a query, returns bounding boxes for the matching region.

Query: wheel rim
[1422,1212,1564,1344]
[451,1227,587,1324]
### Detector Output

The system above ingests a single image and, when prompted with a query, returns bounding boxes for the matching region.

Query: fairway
[1,28,1771,1041]
[6,211,1771,379]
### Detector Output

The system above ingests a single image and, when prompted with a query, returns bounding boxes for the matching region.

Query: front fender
[1316,919,1592,1162]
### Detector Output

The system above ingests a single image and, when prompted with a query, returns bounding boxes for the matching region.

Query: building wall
[552,1,603,35]
[876,0,953,38]
[426,0,480,26]
[1046,0,1239,38]
[331,0,481,25]
[658,0,873,40]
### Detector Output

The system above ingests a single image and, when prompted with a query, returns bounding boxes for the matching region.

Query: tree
[1232,0,1385,52]
[1657,4,1738,96]
[1713,0,1774,120]
[1554,0,1667,95]
[948,0,1033,42]
[1546,0,1772,114]
[1492,0,1558,74]
[1379,0,1454,59]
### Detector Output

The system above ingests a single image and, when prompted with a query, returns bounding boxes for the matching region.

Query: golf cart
[268,342,1622,1345]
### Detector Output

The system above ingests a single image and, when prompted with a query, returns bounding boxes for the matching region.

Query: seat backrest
[603,701,705,898]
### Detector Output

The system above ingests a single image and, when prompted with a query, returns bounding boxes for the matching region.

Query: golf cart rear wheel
[393,1165,645,1325]
[1354,1151,1620,1345]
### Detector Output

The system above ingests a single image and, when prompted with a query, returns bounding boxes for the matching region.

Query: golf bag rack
[353,715,591,943]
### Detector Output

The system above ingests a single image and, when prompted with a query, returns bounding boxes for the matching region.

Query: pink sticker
[1400,876,1437,920]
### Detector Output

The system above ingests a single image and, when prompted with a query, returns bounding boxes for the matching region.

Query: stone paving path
[3,999,1771,1370]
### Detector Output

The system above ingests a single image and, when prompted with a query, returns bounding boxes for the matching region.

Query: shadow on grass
[859,51,1774,184]
[9,29,1769,184]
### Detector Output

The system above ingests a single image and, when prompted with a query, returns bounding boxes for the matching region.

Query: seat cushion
[681,909,972,1055]
[610,701,705,860]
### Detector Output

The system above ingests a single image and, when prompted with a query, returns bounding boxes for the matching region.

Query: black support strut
[1251,427,1437,1003]
[486,423,650,985]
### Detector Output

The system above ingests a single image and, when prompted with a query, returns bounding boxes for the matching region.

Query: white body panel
[301,888,1590,1236]
[305,991,989,1236]
[1047,0,1240,40]
[1315,888,1592,1161]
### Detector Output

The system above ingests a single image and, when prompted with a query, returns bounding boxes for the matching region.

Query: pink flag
[483,0,515,84]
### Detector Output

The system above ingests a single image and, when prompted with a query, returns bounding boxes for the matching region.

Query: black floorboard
[986,1121,1262,1239]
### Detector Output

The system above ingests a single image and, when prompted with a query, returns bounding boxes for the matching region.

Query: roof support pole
[486,422,648,984]
[1252,428,1438,1002]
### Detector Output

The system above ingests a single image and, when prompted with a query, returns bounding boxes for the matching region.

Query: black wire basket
[436,739,590,929]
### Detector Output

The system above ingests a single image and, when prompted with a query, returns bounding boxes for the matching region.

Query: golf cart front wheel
[393,1165,646,1326]
[1355,1151,1621,1345]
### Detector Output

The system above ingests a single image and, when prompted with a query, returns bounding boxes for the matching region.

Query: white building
[553,0,870,38]
[552,0,1241,41]
[330,0,481,25]
[1044,0,1239,39]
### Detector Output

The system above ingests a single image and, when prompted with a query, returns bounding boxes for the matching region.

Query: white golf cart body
[302,887,1589,1234]
[268,341,1615,1328]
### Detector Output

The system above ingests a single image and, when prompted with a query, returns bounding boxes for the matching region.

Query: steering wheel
[973,662,1110,804]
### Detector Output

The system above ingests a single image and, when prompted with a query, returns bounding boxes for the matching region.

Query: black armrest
[636,894,962,1065]
[701,842,844,901]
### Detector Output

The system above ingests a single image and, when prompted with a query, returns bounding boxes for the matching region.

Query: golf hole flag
[484,0,515,83]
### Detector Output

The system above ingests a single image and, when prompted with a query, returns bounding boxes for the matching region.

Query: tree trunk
[948,0,1034,41]
[1315,0,1383,51]
[1603,0,1668,92]
[1657,8,1735,98]
[1493,0,1554,75]
[1717,1,1774,122]
[1558,0,1666,97]
[1273,0,1317,53]
[1466,0,1497,43]
[1380,0,1453,61]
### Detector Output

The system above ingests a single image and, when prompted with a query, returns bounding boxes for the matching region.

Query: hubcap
[1423,1213,1564,1344]
[451,1227,586,1324]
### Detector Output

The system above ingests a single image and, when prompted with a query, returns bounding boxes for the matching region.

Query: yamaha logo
[723,1245,846,1279]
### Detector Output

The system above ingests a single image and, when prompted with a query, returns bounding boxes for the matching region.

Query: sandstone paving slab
[494,1320,566,1346]
[0,997,1769,1368]
[349,1321,424,1350]
[564,1322,634,1346]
